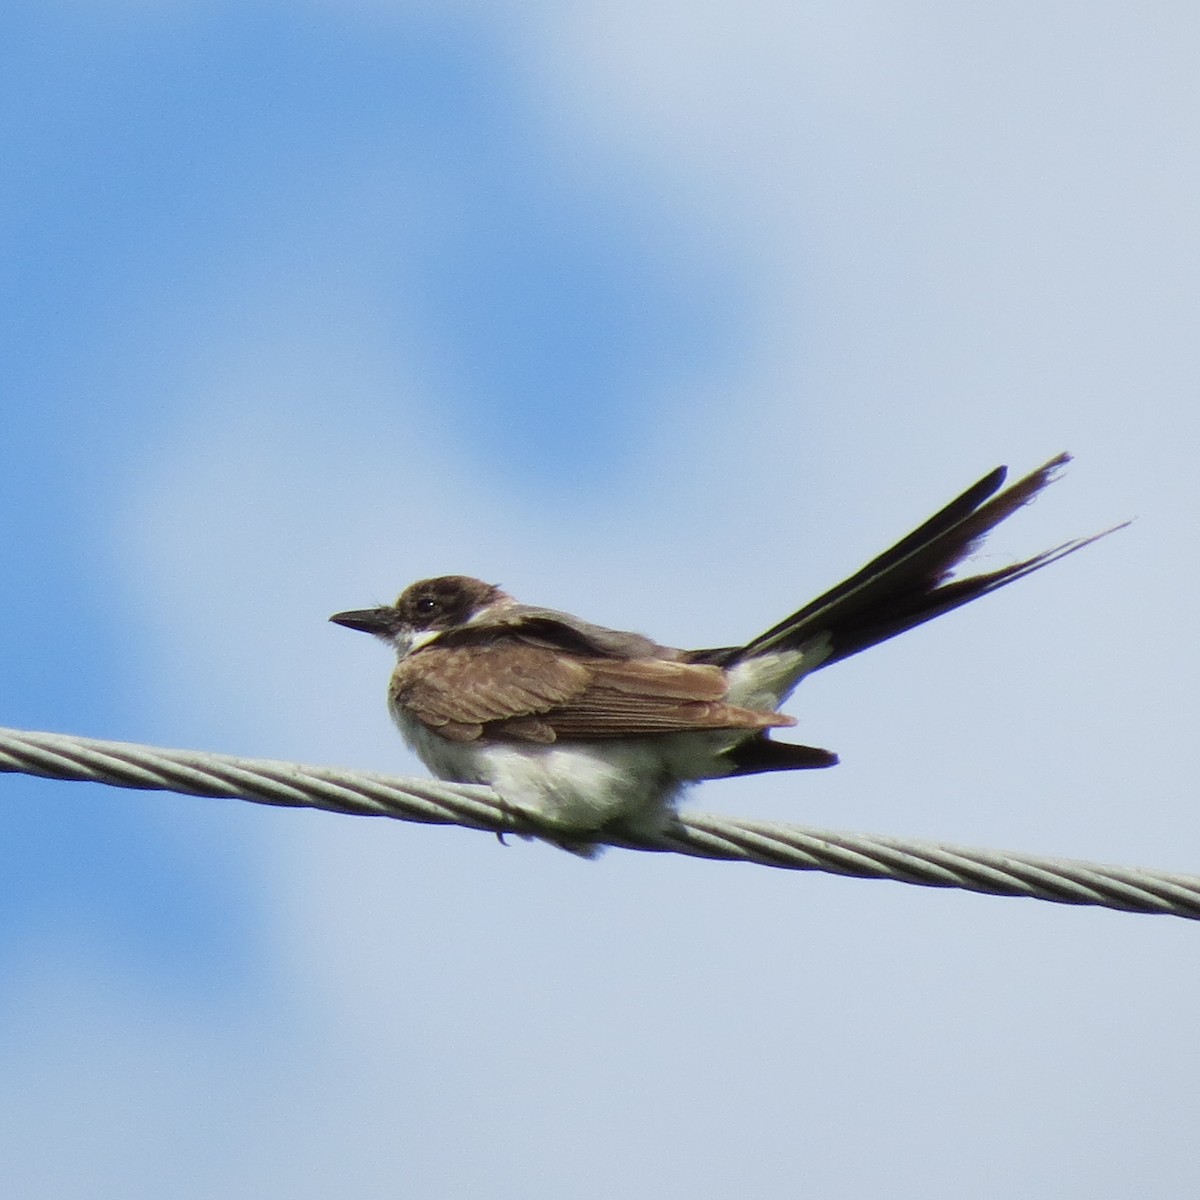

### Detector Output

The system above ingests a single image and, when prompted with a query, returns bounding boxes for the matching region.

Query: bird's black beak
[329,607,397,636]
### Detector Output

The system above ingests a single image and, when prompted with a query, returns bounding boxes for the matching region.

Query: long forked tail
[733,453,1122,673]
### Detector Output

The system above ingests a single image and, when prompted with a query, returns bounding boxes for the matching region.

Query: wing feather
[390,641,793,743]
[390,642,589,726]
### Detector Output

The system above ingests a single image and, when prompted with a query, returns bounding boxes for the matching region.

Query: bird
[330,453,1117,852]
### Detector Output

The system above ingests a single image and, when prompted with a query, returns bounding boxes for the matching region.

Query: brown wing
[390,642,795,744]
[390,642,588,740]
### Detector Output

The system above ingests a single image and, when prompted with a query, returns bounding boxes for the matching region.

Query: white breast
[389,704,738,840]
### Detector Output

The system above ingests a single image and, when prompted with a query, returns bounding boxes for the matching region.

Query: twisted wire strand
[1,724,1196,920]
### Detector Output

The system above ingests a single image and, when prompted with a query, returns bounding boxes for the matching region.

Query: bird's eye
[415,596,438,616]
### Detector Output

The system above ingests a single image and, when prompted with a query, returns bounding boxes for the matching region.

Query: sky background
[2,3,1198,1196]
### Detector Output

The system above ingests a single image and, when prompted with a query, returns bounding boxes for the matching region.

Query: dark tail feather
[725,735,839,777]
[731,453,1123,671]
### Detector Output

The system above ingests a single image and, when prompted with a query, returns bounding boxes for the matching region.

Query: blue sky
[3,3,1199,1196]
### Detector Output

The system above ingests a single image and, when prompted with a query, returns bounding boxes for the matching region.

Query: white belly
[392,707,742,842]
